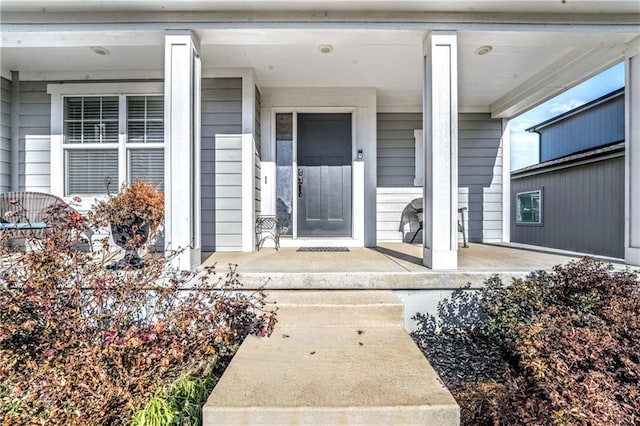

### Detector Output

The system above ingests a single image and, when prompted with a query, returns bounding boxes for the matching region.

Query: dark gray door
[297,113,352,237]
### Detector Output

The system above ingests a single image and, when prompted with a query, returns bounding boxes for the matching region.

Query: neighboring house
[511,89,625,258]
[0,1,639,270]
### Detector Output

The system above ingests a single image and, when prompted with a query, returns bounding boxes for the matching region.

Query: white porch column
[422,31,459,270]
[241,74,256,252]
[10,71,20,191]
[164,31,201,269]
[625,40,640,266]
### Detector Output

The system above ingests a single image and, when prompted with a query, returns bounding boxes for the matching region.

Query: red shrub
[482,258,640,425]
[0,199,276,425]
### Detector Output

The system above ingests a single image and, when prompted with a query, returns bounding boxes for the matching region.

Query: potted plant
[94,180,164,267]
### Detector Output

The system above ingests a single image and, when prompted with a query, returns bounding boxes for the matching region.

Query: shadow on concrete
[374,245,422,267]
[481,242,625,265]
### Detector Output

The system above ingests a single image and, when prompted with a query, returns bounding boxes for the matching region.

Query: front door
[297,113,352,237]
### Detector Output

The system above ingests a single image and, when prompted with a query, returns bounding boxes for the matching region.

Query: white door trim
[260,87,376,247]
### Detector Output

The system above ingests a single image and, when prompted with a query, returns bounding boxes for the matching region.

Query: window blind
[128,149,164,192]
[66,149,119,195]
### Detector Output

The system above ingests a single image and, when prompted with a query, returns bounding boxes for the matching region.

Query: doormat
[296,247,350,252]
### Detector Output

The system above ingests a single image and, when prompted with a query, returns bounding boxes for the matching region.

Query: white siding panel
[18,81,50,192]
[376,187,422,242]
[22,134,51,193]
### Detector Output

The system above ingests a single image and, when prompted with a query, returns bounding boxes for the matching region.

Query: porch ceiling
[1,28,637,117]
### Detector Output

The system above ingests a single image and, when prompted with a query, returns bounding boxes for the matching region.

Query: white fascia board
[491,43,629,119]
[17,70,164,81]
[1,30,163,48]
[459,105,491,113]
[0,68,12,80]
[3,0,640,14]
[3,10,640,29]
[626,36,640,59]
[46,82,163,95]
[202,68,252,78]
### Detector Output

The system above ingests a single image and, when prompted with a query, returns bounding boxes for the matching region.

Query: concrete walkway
[203,291,459,425]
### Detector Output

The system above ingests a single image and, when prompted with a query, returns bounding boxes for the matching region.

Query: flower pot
[110,218,150,268]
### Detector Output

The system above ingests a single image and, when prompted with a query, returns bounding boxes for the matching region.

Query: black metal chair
[255,215,280,251]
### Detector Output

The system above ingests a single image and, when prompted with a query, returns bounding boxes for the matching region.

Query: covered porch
[2,6,640,272]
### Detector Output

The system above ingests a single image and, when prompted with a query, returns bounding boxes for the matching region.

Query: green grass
[130,371,216,426]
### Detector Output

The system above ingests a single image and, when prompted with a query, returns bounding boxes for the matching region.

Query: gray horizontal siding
[540,94,624,162]
[458,113,503,243]
[0,78,10,191]
[201,78,242,252]
[374,112,504,243]
[377,113,421,187]
[19,81,51,192]
[511,156,624,258]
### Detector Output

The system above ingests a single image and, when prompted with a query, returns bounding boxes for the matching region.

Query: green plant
[131,372,217,426]
[0,199,276,425]
[130,397,177,426]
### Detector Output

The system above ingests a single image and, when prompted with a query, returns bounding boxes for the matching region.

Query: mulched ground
[409,291,507,426]
[412,325,506,388]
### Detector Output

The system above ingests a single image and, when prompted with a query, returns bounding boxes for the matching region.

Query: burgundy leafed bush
[414,257,640,426]
[0,199,276,425]
[481,258,640,425]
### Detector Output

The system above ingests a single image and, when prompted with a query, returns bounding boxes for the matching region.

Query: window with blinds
[64,97,118,144]
[127,96,164,143]
[63,95,164,196]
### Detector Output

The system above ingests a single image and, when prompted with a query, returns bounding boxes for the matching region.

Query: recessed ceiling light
[475,45,492,56]
[90,46,110,56]
[318,44,333,54]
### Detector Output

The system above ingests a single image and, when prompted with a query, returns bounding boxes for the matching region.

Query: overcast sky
[510,61,626,171]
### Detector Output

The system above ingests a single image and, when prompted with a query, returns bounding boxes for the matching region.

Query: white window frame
[48,82,164,200]
[516,189,543,225]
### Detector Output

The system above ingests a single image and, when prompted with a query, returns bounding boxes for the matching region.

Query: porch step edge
[235,271,527,290]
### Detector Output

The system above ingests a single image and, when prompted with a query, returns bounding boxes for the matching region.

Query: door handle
[298,176,303,198]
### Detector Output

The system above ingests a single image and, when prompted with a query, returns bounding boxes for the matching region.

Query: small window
[516,190,542,224]
[275,113,293,236]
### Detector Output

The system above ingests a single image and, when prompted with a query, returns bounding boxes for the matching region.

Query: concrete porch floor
[201,242,625,289]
